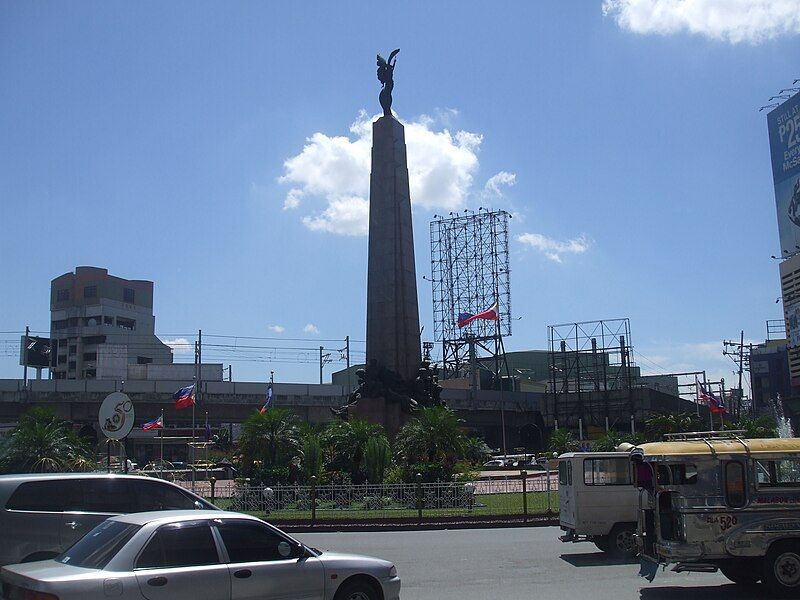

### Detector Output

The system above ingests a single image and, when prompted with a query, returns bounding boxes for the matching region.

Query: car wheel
[335,580,379,600]
[593,535,610,553]
[764,542,800,597]
[608,524,637,558]
[719,560,761,585]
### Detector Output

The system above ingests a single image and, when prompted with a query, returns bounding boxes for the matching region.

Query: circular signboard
[98,392,135,440]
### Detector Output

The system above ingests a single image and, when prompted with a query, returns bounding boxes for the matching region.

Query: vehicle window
[583,458,631,485]
[669,464,697,485]
[6,480,71,511]
[558,462,568,485]
[73,479,137,513]
[57,521,140,569]
[567,461,572,486]
[217,521,299,563]
[133,480,197,511]
[725,461,746,508]
[136,523,219,569]
[755,459,800,487]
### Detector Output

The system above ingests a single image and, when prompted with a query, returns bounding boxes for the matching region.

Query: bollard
[310,476,317,527]
[416,473,423,524]
[521,470,528,522]
[209,477,216,505]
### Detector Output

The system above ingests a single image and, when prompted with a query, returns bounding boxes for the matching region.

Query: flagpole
[704,372,712,431]
[159,409,164,479]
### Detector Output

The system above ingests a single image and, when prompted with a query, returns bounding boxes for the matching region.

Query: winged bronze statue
[377,49,400,117]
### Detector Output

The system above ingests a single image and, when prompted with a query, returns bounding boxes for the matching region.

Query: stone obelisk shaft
[366,116,421,381]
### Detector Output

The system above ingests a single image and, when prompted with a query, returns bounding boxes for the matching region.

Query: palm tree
[394,406,467,465]
[323,419,385,480]
[547,428,579,456]
[644,413,702,441]
[237,408,300,474]
[590,430,646,452]
[0,407,95,474]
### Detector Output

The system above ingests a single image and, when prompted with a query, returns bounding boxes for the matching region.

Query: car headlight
[389,565,397,578]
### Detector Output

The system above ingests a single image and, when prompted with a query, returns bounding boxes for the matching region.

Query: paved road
[298,526,761,600]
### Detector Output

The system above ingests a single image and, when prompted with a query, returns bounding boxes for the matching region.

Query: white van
[558,451,639,557]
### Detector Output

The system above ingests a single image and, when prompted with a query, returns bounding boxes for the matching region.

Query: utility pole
[345,336,350,392]
[724,332,753,417]
[22,325,29,388]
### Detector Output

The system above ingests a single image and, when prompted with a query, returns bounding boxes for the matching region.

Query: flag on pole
[697,380,726,413]
[173,384,196,410]
[142,415,164,431]
[457,301,499,328]
[260,383,274,414]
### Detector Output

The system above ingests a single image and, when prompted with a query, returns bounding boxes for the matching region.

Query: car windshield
[57,520,141,569]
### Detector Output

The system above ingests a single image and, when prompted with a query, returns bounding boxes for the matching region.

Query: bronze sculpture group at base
[330,360,444,420]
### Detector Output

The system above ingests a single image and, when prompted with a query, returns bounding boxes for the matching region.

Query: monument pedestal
[350,396,406,439]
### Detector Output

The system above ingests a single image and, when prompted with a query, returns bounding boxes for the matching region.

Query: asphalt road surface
[298,526,764,600]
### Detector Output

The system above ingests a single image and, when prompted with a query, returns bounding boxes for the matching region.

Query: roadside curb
[270,515,559,533]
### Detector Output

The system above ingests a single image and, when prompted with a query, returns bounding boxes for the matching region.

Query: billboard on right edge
[768,92,800,255]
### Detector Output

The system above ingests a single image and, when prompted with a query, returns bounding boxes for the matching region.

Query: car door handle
[234,569,252,579]
[147,577,168,587]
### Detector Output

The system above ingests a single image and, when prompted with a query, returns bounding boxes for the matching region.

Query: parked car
[0,473,217,566]
[482,459,506,468]
[0,510,401,600]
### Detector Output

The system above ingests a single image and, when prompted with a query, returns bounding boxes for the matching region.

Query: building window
[117,317,135,331]
[83,352,97,361]
[137,356,153,365]
[56,289,70,302]
[104,316,114,325]
[84,286,97,298]
[52,320,68,331]
[68,345,77,355]
[123,288,135,303]
[84,335,105,345]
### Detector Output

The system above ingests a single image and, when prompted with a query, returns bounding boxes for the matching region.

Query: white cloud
[301,195,369,236]
[268,325,285,334]
[518,233,591,263]
[483,171,517,199]
[602,0,800,44]
[161,337,192,355]
[279,111,483,235]
[283,188,303,211]
[303,323,320,334]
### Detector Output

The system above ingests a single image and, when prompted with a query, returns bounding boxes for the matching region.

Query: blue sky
[1,1,799,387]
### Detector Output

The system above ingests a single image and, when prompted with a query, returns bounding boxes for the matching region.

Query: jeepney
[632,432,800,597]
[558,451,639,557]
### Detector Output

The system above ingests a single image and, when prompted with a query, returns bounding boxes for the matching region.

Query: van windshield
[57,521,140,569]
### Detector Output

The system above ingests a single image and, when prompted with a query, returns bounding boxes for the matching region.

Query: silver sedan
[0,510,400,600]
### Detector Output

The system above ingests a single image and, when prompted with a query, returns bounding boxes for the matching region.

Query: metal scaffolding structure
[430,210,511,385]
[547,318,635,428]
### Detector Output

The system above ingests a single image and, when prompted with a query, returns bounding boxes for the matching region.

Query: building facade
[50,266,172,379]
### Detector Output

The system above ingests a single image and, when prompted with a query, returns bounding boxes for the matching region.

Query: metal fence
[194,471,559,524]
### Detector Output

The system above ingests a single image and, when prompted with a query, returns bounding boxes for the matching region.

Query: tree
[237,408,300,475]
[644,413,702,441]
[0,407,95,474]
[300,431,324,482]
[729,415,778,439]
[323,419,385,479]
[211,426,232,451]
[364,436,392,483]
[590,430,646,452]
[547,428,578,456]
[394,406,467,465]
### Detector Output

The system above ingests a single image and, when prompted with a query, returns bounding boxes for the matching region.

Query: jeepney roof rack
[663,430,750,457]
[663,430,745,441]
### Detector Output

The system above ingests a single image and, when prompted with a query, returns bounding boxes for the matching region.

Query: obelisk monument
[365,49,422,381]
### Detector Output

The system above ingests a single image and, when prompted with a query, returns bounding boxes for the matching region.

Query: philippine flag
[142,415,163,431]
[697,380,726,414]
[457,301,500,328]
[173,384,196,410]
